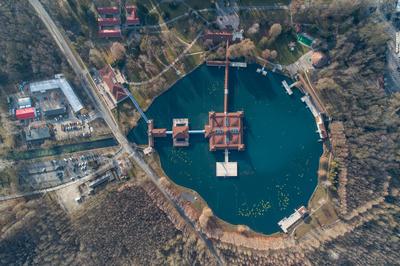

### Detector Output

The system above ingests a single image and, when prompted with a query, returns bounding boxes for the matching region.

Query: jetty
[301,95,327,140]
[206,61,247,68]
[282,80,299,95]
[256,65,268,76]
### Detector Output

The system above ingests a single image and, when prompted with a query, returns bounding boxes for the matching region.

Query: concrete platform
[216,162,237,177]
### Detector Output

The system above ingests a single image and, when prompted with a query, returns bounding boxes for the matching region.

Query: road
[303,70,328,114]
[28,0,223,264]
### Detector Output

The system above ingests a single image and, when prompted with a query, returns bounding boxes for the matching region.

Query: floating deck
[207,61,247,68]
[301,95,327,140]
[282,80,293,95]
[216,162,237,177]
[256,67,267,76]
[301,95,319,117]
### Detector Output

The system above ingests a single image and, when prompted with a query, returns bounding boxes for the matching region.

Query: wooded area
[0,0,69,91]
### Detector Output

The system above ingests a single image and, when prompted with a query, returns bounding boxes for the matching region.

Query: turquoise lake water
[128,64,322,234]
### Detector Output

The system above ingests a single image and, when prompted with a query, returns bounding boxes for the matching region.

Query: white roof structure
[216,162,237,177]
[301,95,319,117]
[29,74,83,113]
[278,206,307,233]
[18,97,32,108]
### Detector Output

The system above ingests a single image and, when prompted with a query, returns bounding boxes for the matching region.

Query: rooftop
[99,65,128,102]
[16,107,36,120]
[172,118,189,147]
[25,125,51,142]
[17,97,32,108]
[205,111,244,151]
[278,206,307,233]
[29,75,83,113]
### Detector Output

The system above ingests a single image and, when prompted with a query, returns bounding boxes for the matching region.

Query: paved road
[29,0,223,263]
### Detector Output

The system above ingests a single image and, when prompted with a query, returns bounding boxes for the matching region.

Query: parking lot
[53,119,93,141]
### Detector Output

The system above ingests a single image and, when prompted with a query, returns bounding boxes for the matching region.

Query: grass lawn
[269,32,310,65]
[293,201,338,239]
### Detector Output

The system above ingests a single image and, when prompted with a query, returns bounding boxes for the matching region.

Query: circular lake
[128,64,322,234]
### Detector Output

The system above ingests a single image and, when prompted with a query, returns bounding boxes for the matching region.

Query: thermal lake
[128,64,322,234]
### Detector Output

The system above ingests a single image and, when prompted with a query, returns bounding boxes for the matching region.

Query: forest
[0,0,70,92]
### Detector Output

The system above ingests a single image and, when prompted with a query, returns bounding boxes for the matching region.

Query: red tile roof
[99,65,127,102]
[151,128,167,137]
[97,7,119,15]
[126,5,140,25]
[98,29,122,38]
[205,111,244,151]
[126,5,136,12]
[97,17,120,26]
[173,126,189,139]
[204,31,233,42]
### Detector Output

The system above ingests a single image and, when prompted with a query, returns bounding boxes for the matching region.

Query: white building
[29,74,83,113]
[278,206,308,233]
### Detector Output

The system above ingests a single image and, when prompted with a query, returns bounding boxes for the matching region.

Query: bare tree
[110,42,126,62]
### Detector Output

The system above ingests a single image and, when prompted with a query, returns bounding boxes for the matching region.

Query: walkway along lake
[128,64,323,234]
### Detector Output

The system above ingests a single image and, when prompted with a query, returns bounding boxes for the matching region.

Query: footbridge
[206,61,247,68]
[282,80,300,95]
[122,87,149,123]
[165,130,205,134]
